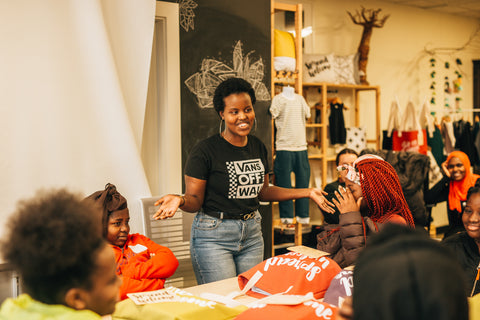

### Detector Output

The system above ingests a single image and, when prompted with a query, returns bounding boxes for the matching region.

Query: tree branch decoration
[347,7,390,85]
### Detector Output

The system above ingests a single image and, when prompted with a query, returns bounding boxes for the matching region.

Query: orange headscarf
[447,151,480,212]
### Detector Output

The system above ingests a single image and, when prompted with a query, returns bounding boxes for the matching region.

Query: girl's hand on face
[310,188,336,214]
[441,160,451,178]
[153,194,183,220]
[332,186,363,214]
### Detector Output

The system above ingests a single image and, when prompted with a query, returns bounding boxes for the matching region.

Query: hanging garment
[427,125,446,167]
[441,119,456,154]
[454,120,479,166]
[474,122,480,165]
[270,93,310,151]
[270,93,311,221]
[382,99,401,150]
[391,100,427,155]
[328,102,346,144]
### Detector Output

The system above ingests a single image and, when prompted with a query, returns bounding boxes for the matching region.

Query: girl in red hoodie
[87,183,179,300]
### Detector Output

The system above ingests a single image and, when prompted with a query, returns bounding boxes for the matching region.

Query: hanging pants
[273,150,310,220]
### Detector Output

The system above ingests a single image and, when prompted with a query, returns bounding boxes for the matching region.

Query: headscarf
[447,151,480,212]
[345,154,415,227]
[353,224,468,320]
[85,183,128,238]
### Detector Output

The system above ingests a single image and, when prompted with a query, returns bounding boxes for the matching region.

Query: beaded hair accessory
[345,165,360,185]
[345,154,384,186]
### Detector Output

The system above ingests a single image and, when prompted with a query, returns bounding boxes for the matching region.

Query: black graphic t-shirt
[185,134,269,215]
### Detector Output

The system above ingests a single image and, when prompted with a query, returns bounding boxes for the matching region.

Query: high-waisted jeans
[190,210,264,284]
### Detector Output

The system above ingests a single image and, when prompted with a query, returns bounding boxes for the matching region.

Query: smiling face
[107,209,130,247]
[447,156,466,181]
[219,92,255,145]
[463,193,480,244]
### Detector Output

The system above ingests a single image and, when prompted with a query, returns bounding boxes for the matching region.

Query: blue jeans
[273,150,311,219]
[190,210,264,284]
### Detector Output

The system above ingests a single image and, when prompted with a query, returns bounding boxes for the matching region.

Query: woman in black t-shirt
[152,78,334,284]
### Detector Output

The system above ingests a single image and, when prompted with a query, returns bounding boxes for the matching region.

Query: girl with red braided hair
[317,154,415,268]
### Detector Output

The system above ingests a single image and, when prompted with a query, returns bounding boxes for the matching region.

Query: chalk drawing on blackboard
[179,0,197,32]
[185,41,270,109]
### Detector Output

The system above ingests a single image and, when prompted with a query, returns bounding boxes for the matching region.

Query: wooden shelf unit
[270,3,381,256]
[302,82,381,187]
[271,1,304,256]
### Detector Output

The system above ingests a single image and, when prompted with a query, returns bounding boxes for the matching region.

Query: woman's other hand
[153,194,183,220]
[333,186,362,214]
[310,188,335,214]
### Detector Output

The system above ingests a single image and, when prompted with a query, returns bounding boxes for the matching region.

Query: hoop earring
[219,119,224,135]
[253,118,257,133]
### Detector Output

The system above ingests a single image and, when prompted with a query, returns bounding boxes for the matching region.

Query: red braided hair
[356,158,415,227]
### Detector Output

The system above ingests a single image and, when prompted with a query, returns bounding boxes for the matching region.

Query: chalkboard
[177,0,272,172]
[169,0,272,257]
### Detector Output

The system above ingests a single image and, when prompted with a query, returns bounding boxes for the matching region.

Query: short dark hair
[353,224,468,320]
[467,185,480,202]
[0,189,104,304]
[335,148,358,166]
[213,77,256,115]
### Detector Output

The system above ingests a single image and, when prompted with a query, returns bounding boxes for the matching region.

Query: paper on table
[200,270,264,307]
[287,245,330,258]
[127,288,178,305]
[249,291,315,306]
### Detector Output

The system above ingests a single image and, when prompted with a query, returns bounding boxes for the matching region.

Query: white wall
[313,1,478,229]
[277,0,480,227]
[303,0,480,131]
[0,0,157,239]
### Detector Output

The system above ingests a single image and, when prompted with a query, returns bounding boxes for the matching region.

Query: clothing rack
[275,82,296,86]
[317,88,338,94]
[451,108,480,112]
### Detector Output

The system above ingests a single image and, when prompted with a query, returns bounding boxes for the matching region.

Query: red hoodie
[110,233,179,300]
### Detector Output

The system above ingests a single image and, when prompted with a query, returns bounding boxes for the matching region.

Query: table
[183,277,257,306]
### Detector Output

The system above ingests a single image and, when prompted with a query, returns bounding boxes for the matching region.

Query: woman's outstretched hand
[310,188,335,214]
[333,186,362,214]
[153,194,183,220]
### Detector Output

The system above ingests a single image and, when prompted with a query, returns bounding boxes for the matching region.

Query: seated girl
[425,150,480,239]
[87,183,179,300]
[443,183,480,296]
[316,154,415,268]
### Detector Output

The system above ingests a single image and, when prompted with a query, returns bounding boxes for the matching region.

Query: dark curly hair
[354,223,468,320]
[213,77,256,116]
[0,189,105,304]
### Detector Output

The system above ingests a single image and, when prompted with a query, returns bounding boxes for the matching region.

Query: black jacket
[442,231,480,296]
